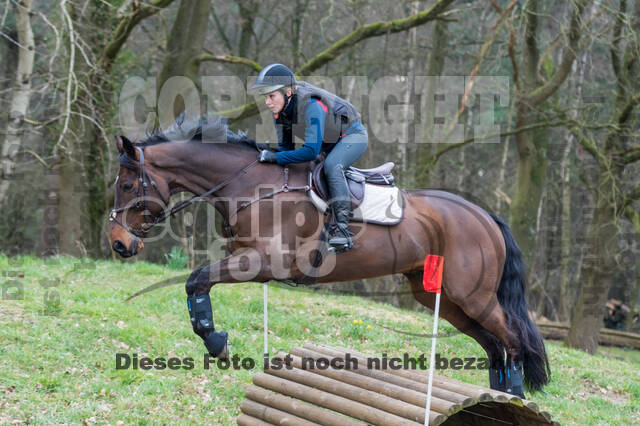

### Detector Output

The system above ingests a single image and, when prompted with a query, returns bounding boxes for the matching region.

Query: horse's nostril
[112,240,126,253]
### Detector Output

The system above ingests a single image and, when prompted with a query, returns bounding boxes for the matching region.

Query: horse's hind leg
[453,294,525,397]
[404,272,506,391]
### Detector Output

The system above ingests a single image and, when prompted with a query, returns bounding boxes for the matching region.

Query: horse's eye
[122,183,134,191]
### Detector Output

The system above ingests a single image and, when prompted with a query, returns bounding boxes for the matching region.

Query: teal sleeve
[276,100,325,164]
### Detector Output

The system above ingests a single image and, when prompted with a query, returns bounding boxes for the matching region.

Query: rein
[230,166,310,220]
[110,146,310,239]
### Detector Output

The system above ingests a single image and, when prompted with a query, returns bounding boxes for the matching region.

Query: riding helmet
[250,63,297,95]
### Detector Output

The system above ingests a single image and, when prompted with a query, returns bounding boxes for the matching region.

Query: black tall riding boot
[328,200,354,253]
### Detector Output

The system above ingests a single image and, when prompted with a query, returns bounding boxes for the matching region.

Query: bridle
[109,145,260,237]
[109,147,161,236]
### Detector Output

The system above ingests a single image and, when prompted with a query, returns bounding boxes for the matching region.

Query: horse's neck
[147,142,276,200]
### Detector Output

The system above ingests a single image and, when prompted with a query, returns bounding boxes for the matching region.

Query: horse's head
[109,135,170,258]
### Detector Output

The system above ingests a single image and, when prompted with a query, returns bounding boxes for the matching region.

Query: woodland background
[1,0,639,355]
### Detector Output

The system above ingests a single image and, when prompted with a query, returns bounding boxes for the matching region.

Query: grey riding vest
[293,81,362,143]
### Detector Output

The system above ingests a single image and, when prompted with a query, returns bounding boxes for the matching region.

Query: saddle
[311,161,396,209]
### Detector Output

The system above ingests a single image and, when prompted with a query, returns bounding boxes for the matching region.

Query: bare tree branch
[209,6,233,52]
[0,0,9,28]
[623,145,640,164]
[624,205,640,235]
[568,124,607,164]
[221,0,456,123]
[616,91,640,129]
[536,1,608,83]
[99,0,177,70]
[527,0,591,106]
[434,119,571,162]
[54,0,76,157]
[610,0,626,81]
[15,149,51,168]
[296,0,455,75]
[439,0,517,142]
[192,53,262,72]
[623,186,640,208]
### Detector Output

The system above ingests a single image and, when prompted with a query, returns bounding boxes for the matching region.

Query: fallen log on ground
[536,321,640,350]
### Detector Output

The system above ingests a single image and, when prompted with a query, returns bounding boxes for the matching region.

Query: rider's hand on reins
[258,150,277,163]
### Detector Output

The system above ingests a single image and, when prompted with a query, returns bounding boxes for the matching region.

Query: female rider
[251,63,368,253]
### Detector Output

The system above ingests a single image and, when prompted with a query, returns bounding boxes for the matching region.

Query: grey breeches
[323,129,368,203]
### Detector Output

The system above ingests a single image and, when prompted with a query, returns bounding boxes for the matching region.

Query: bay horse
[108,118,549,398]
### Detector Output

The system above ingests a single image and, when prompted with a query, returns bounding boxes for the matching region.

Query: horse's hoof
[217,341,230,360]
[506,388,525,399]
[203,330,228,358]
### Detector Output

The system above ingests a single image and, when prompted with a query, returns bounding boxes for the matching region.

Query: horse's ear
[115,135,137,159]
[115,135,124,153]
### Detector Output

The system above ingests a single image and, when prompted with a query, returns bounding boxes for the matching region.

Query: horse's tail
[489,212,550,392]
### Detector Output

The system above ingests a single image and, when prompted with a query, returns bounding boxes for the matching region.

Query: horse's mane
[134,112,270,151]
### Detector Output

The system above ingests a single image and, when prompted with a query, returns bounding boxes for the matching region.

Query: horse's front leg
[185,250,270,359]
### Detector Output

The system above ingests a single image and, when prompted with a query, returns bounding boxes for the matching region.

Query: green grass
[0,255,639,424]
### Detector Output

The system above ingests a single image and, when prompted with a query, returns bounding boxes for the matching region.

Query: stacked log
[237,343,558,426]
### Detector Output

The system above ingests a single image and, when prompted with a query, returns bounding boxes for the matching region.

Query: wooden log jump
[237,343,557,426]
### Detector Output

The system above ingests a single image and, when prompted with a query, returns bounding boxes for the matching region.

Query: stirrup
[327,224,353,253]
[327,241,352,254]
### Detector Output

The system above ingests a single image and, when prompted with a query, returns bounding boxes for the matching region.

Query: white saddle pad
[309,184,404,225]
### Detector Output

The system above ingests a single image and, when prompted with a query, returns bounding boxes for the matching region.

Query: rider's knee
[323,160,344,178]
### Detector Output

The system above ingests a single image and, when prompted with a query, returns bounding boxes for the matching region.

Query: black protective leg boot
[505,361,525,398]
[327,200,354,253]
[489,366,506,392]
[187,293,229,359]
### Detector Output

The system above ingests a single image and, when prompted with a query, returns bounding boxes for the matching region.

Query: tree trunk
[154,0,210,264]
[157,0,210,114]
[628,264,640,332]
[494,93,516,216]
[399,1,418,187]
[290,0,306,70]
[56,0,177,256]
[238,0,258,59]
[567,0,640,351]
[559,50,588,319]
[57,1,103,257]
[416,18,448,187]
[559,137,573,320]
[509,0,588,261]
[0,0,34,208]
[566,171,619,353]
[510,112,548,260]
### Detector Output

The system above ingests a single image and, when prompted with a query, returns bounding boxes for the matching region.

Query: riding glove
[258,150,278,163]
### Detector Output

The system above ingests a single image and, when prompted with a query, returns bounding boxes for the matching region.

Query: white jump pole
[424,291,441,425]
[263,282,268,368]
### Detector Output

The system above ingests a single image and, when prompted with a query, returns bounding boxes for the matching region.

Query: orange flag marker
[423,255,444,425]
[423,255,444,293]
